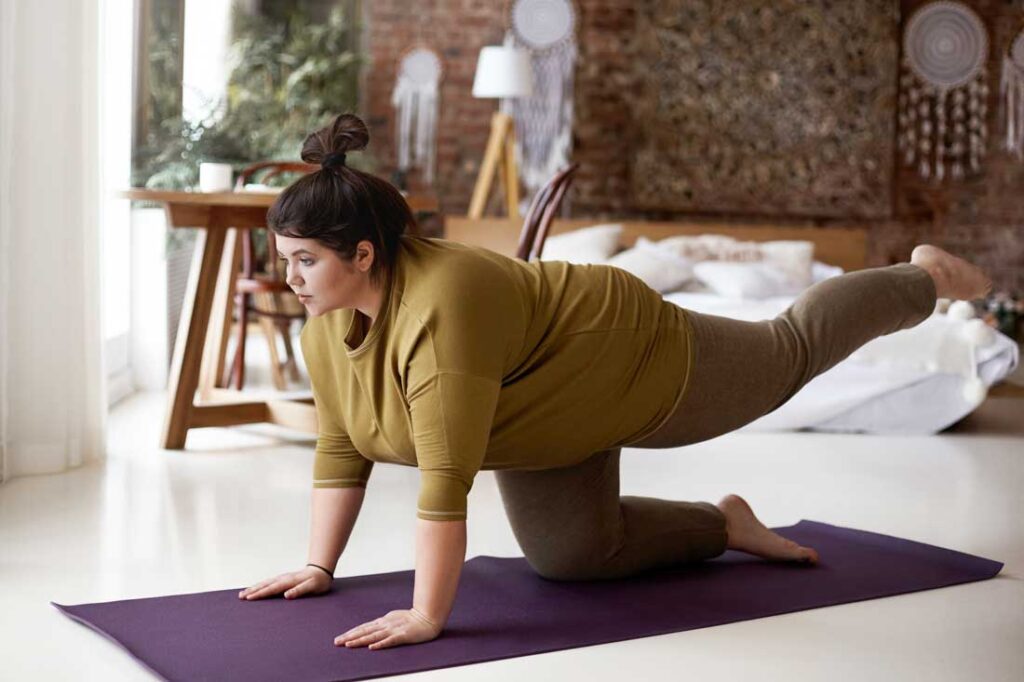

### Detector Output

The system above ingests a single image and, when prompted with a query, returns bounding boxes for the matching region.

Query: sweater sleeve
[406,371,501,521]
[303,331,374,490]
[404,271,517,520]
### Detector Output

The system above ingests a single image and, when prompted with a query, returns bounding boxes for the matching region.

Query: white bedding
[662,290,1020,435]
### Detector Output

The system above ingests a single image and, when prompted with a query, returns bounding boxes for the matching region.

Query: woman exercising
[237,114,992,651]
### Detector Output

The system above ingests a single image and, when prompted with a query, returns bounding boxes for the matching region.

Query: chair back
[235,161,319,189]
[514,163,579,261]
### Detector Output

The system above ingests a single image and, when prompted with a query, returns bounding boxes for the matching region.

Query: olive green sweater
[300,235,693,521]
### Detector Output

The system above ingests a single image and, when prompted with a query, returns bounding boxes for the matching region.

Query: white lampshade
[471,45,534,99]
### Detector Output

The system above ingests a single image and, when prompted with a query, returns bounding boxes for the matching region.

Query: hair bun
[301,113,369,166]
[322,152,347,170]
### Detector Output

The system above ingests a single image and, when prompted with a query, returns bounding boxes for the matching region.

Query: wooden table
[121,189,439,449]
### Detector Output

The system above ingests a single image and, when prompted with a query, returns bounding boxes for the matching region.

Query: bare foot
[715,494,819,564]
[910,245,992,301]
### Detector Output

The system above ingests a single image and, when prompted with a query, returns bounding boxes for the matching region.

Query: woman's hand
[335,608,442,650]
[238,565,332,601]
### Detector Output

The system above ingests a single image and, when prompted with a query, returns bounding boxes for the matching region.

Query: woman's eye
[300,258,313,266]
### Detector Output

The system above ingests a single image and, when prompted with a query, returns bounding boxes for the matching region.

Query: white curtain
[0,0,107,484]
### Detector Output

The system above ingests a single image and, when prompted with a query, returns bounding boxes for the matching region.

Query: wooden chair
[227,161,318,391]
[514,163,580,261]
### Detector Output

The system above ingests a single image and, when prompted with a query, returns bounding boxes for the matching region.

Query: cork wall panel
[628,0,899,218]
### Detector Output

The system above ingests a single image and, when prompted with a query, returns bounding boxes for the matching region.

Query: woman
[238,114,991,651]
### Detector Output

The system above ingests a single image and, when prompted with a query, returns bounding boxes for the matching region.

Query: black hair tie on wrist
[322,152,346,170]
[307,562,333,577]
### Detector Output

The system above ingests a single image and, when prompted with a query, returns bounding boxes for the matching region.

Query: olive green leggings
[494,263,937,581]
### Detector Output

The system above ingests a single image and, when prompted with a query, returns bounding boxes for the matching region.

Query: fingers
[238,580,269,600]
[283,577,315,600]
[368,635,401,650]
[238,574,292,600]
[335,619,382,646]
[335,610,436,651]
[341,628,390,648]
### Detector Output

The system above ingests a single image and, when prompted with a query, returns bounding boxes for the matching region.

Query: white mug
[199,162,234,192]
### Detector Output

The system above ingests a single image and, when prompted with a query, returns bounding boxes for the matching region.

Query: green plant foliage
[135,2,364,191]
[133,1,366,257]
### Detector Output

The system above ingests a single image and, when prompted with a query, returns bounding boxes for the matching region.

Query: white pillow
[537,223,623,264]
[811,261,844,282]
[655,234,761,262]
[654,234,816,290]
[693,261,804,299]
[606,236,695,292]
[758,240,814,288]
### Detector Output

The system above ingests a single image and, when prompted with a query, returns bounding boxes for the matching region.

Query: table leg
[198,227,240,402]
[161,228,226,449]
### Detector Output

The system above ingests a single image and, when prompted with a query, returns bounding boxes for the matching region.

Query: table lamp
[468,42,534,218]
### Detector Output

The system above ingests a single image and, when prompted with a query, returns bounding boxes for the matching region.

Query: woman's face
[275,235,374,317]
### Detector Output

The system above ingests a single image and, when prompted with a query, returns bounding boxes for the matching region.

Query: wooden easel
[468,111,520,219]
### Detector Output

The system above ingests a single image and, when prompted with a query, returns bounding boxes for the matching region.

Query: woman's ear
[354,240,375,273]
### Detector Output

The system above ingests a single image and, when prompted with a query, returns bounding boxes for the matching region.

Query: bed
[444,216,1020,435]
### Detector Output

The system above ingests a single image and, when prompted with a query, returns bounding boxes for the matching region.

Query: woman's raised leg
[632,245,990,449]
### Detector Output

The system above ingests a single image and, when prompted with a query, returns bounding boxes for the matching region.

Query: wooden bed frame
[442,216,870,272]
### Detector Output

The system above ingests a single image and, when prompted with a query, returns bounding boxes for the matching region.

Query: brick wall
[361,0,506,219]
[361,0,1023,293]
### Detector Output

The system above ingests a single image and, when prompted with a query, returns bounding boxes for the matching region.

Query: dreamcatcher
[1000,25,1024,160]
[503,0,577,207]
[391,48,443,185]
[898,1,990,182]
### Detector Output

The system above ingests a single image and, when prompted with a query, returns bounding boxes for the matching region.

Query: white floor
[2,333,1023,681]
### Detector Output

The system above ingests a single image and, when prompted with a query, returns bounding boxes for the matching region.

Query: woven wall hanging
[503,0,578,205]
[1000,25,1024,160]
[898,1,990,181]
[391,47,443,185]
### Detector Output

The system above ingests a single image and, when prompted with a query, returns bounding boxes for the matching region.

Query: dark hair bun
[301,113,369,165]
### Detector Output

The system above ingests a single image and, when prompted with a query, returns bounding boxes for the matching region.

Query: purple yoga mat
[52,520,1002,682]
